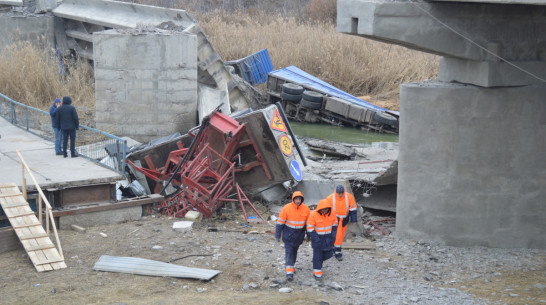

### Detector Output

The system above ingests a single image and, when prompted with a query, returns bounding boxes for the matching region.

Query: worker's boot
[335,253,343,261]
[286,274,294,282]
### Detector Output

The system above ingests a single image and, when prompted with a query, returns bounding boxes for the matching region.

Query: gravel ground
[1,210,543,305]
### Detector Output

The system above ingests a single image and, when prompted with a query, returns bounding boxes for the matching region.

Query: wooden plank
[51,194,164,217]
[19,233,50,240]
[12,222,42,229]
[27,220,64,270]
[0,178,66,272]
[0,193,22,198]
[342,241,376,250]
[0,183,18,188]
[26,244,56,251]
[10,211,36,218]
[0,201,30,208]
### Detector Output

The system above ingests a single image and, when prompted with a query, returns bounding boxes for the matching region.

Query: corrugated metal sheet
[93,255,221,280]
[268,66,387,112]
[225,49,273,85]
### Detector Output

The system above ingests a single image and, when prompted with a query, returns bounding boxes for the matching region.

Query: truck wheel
[301,98,322,110]
[374,112,398,126]
[281,91,302,103]
[282,83,304,95]
[302,90,323,103]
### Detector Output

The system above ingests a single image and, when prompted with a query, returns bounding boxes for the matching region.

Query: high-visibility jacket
[275,191,310,246]
[326,189,357,226]
[307,199,338,250]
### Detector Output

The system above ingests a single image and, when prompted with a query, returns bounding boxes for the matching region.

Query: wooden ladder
[0,183,66,272]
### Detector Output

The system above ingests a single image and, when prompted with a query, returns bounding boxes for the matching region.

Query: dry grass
[0,5,438,117]
[0,39,95,117]
[198,11,438,97]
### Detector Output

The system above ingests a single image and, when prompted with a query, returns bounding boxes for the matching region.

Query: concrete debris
[172,221,193,233]
[184,211,202,221]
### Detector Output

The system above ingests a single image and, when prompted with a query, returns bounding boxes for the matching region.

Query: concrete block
[439,57,546,87]
[173,221,193,233]
[94,30,198,142]
[0,15,55,50]
[398,81,546,249]
[337,0,546,62]
[59,206,142,230]
[35,0,57,13]
[184,211,202,221]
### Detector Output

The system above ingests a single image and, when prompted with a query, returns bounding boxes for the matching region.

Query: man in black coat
[55,96,79,158]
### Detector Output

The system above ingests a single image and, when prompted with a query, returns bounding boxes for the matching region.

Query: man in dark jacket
[55,96,79,158]
[49,98,62,155]
[275,191,310,281]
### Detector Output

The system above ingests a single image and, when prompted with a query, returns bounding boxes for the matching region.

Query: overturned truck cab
[125,105,305,218]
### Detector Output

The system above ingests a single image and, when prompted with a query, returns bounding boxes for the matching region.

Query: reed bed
[0,40,95,122]
[198,11,438,97]
[0,2,438,116]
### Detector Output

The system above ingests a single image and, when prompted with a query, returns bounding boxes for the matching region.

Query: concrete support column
[94,29,198,143]
[397,81,546,249]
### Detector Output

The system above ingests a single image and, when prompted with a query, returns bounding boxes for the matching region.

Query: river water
[289,121,399,146]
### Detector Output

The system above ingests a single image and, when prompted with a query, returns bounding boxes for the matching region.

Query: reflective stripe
[286,219,306,229]
[333,192,349,218]
[277,218,286,225]
[286,266,294,274]
[286,220,306,225]
[315,225,333,231]
[286,224,305,229]
[316,231,332,235]
[313,269,323,276]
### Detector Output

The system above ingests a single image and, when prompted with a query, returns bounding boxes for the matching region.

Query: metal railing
[0,93,127,174]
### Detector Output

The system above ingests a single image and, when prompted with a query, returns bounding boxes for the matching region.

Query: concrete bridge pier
[399,82,545,248]
[338,0,546,248]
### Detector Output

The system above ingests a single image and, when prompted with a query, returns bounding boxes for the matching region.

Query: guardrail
[0,93,127,174]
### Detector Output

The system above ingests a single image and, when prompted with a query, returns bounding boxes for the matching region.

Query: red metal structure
[126,110,266,222]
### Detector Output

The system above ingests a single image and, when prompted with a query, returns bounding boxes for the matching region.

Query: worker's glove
[276,237,281,243]
[342,217,350,227]
[306,235,310,242]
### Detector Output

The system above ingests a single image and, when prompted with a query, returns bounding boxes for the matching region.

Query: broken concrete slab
[58,206,142,230]
[198,84,231,124]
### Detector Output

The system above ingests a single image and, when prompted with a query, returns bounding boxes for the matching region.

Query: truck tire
[282,83,304,95]
[281,91,302,103]
[302,90,323,103]
[301,98,322,110]
[374,111,398,126]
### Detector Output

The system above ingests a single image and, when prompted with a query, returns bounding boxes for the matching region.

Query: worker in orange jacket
[306,199,338,281]
[275,191,310,281]
[325,184,357,261]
